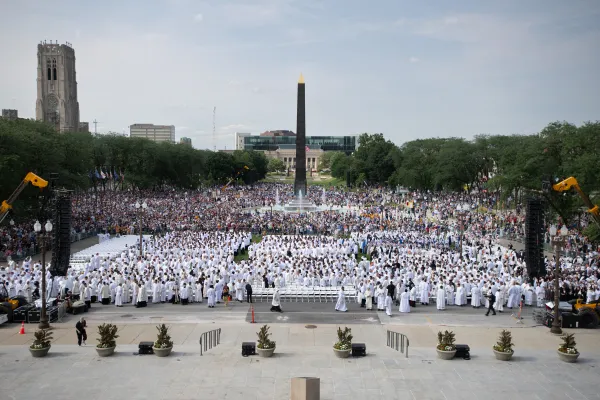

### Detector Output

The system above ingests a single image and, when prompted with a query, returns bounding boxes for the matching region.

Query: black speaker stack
[50,190,72,277]
[525,198,545,279]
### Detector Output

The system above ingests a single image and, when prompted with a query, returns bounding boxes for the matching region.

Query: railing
[386,330,409,358]
[199,328,221,356]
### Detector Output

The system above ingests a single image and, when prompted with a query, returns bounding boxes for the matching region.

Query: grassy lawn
[234,234,263,262]
[262,173,345,188]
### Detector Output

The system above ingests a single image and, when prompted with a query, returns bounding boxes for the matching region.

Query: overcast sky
[1,0,599,149]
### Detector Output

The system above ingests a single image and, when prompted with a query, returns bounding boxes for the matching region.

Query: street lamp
[457,203,470,260]
[34,220,53,330]
[549,224,568,335]
[135,201,148,257]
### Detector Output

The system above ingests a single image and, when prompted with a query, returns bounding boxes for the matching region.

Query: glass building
[242,135,356,154]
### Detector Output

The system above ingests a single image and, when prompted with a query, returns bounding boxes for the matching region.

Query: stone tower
[36,41,80,132]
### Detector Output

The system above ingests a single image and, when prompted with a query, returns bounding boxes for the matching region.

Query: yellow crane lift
[0,172,48,225]
[552,176,600,228]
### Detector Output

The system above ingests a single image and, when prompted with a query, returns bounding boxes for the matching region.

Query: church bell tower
[36,41,80,132]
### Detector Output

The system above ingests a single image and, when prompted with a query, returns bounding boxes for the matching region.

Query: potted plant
[153,324,174,357]
[557,333,579,363]
[333,326,353,358]
[256,324,276,358]
[29,329,53,358]
[493,329,514,361]
[96,323,119,357]
[436,330,457,360]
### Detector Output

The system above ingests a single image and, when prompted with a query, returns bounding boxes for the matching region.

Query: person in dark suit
[245,281,253,303]
[485,290,497,316]
[75,317,87,346]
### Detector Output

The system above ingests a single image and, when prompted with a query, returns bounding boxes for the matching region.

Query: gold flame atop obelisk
[298,73,304,84]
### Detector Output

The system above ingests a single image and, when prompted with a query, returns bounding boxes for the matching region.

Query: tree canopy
[0,118,268,200]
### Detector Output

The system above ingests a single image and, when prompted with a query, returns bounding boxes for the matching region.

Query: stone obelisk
[294,73,307,198]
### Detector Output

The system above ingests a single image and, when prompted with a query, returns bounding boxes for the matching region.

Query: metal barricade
[199,328,222,356]
[386,330,409,358]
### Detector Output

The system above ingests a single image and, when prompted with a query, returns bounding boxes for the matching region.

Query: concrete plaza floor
[1,302,599,400]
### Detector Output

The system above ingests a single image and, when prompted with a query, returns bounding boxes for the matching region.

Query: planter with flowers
[153,324,174,357]
[29,329,53,358]
[96,323,119,357]
[557,333,579,363]
[333,327,352,358]
[256,324,276,358]
[493,329,514,361]
[436,330,457,360]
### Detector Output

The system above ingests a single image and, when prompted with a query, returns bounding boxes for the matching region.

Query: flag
[113,168,119,181]
[95,168,101,179]
[243,165,249,170]
[100,169,106,179]
[305,146,309,152]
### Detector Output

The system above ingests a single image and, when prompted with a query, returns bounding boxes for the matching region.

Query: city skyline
[1,0,599,149]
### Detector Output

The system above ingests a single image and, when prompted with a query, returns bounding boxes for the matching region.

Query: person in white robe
[376,285,386,311]
[207,285,216,308]
[420,280,430,305]
[180,283,189,305]
[506,283,520,308]
[446,285,454,306]
[385,293,392,316]
[365,288,373,310]
[195,280,203,303]
[131,281,138,305]
[122,282,129,304]
[399,289,410,313]
[236,280,244,302]
[436,285,446,310]
[471,285,481,308]
[535,284,545,307]
[270,288,282,312]
[494,284,505,312]
[100,282,110,305]
[335,288,348,312]
[455,284,465,306]
[115,284,123,307]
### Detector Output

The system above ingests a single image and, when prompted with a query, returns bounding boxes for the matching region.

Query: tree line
[0,118,269,198]
[321,122,600,236]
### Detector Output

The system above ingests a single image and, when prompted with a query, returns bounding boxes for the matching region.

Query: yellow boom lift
[552,176,600,328]
[0,172,48,225]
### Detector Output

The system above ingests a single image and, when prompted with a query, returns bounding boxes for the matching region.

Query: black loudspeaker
[242,342,256,357]
[351,343,366,357]
[346,170,351,188]
[525,198,545,279]
[455,344,471,360]
[50,191,71,277]
[138,341,154,354]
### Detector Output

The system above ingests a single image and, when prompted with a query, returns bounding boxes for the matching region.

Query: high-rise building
[130,124,175,143]
[235,132,252,150]
[35,41,80,132]
[179,137,192,146]
[79,122,90,133]
[1,109,18,121]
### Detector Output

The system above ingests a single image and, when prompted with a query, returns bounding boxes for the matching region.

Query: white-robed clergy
[270,288,282,312]
[399,289,410,313]
[471,285,481,308]
[335,287,348,312]
[436,285,446,310]
[115,284,123,307]
[385,293,393,316]
[365,288,373,310]
[235,280,244,302]
[207,285,216,308]
[455,284,465,306]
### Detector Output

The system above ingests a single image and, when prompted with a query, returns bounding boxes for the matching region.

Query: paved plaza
[1,303,599,400]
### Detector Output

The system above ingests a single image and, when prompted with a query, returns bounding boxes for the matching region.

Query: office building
[1,109,18,121]
[235,131,356,171]
[180,137,192,146]
[130,124,176,143]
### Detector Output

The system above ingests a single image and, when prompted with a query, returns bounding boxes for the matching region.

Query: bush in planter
[493,330,514,353]
[30,329,53,350]
[436,330,456,351]
[154,324,174,349]
[257,325,275,350]
[96,323,119,349]
[333,327,353,351]
[558,333,578,355]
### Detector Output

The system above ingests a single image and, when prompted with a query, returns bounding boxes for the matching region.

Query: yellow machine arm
[0,172,48,224]
[552,176,600,227]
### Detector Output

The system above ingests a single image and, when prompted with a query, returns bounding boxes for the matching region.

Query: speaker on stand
[50,190,72,277]
[525,198,545,280]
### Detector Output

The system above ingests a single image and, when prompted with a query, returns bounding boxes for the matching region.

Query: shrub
[96,323,119,348]
[154,324,174,349]
[558,333,578,354]
[493,330,514,353]
[30,329,53,349]
[333,326,353,351]
[256,325,275,350]
[436,330,456,351]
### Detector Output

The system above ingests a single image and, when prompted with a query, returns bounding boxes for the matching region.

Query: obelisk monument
[294,73,307,197]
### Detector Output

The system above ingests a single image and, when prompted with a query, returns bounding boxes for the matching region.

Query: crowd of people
[1,184,599,319]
